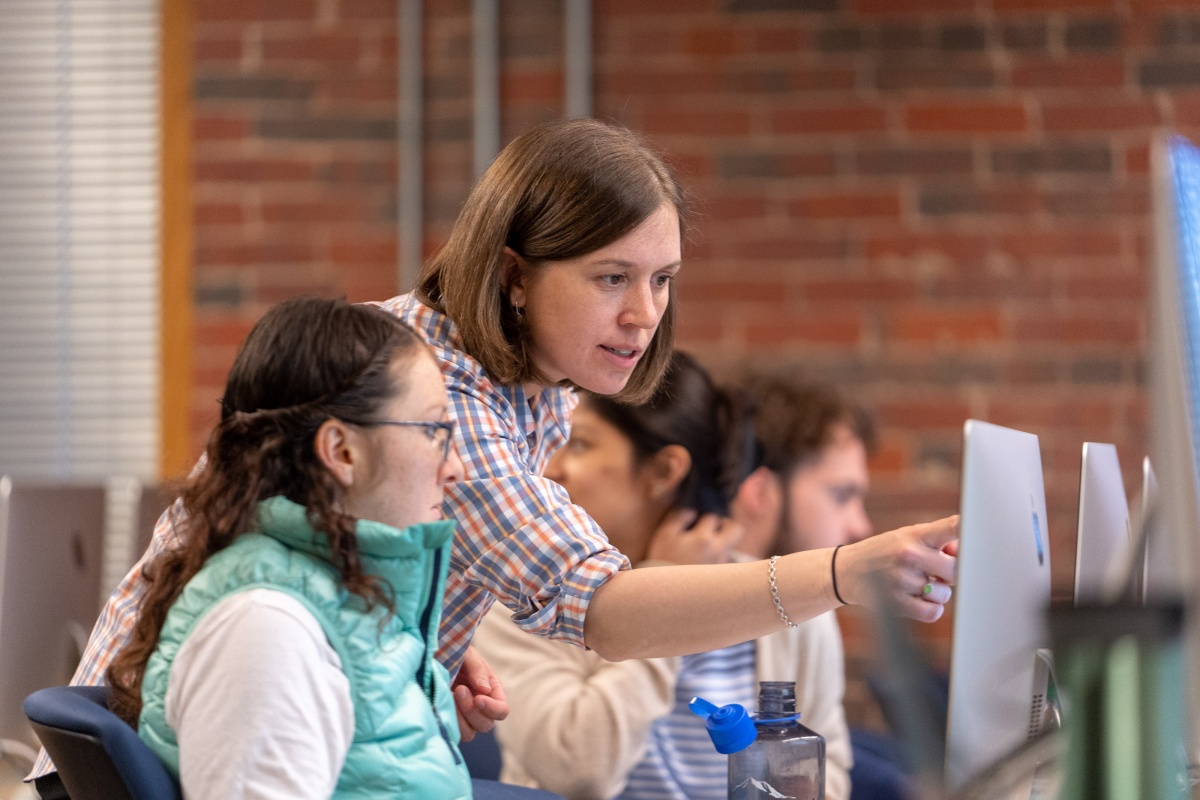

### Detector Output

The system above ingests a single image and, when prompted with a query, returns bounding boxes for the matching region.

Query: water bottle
[690,681,825,800]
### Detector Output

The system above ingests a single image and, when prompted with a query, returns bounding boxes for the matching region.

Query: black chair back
[23,685,181,800]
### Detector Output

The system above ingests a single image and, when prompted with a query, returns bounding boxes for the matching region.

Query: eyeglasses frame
[343,418,457,461]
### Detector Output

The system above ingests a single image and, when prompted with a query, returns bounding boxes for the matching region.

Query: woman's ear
[645,444,692,501]
[733,466,782,523]
[314,418,360,489]
[500,246,528,310]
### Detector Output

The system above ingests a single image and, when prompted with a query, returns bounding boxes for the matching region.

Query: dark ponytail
[582,351,759,516]
[108,297,424,726]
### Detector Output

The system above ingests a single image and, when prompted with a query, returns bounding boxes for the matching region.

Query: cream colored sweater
[473,556,853,800]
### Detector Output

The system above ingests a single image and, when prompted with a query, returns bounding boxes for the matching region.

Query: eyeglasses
[345,418,457,461]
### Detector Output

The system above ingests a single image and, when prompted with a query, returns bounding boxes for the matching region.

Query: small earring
[512,302,525,319]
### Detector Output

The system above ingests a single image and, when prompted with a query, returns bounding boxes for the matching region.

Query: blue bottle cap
[688,696,758,755]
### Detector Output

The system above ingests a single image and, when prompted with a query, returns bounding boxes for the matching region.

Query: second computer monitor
[945,420,1053,793]
[0,478,107,749]
[1073,443,1131,604]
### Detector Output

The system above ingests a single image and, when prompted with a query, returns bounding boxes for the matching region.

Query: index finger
[917,515,959,548]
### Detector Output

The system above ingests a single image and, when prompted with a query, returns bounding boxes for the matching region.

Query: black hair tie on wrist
[831,544,849,606]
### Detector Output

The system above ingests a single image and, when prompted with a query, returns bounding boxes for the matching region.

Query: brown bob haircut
[417,117,688,404]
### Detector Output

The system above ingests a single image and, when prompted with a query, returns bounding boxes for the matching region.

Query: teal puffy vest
[138,496,472,799]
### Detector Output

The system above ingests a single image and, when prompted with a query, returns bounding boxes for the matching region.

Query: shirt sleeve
[473,603,680,800]
[167,589,354,800]
[444,376,628,645]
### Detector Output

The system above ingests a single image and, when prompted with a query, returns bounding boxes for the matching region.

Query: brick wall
[187,0,1200,726]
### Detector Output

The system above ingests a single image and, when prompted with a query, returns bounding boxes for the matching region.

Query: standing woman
[383,118,956,669]
[39,119,955,790]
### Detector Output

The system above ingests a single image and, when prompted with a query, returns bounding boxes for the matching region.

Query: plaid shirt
[32,292,628,779]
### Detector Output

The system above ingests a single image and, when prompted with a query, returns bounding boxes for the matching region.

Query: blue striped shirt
[619,640,758,800]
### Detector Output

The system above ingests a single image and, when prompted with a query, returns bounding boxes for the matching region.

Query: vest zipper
[416,547,462,766]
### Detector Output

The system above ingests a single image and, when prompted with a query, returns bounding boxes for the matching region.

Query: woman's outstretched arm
[584,516,957,661]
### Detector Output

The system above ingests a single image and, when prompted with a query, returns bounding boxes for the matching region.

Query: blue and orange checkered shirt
[32,293,628,778]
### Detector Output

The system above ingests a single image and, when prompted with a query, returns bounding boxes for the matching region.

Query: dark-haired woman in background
[473,353,853,800]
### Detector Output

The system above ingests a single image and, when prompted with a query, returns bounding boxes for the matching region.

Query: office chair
[22,685,180,800]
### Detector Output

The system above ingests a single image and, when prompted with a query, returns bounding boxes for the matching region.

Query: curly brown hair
[107,297,425,726]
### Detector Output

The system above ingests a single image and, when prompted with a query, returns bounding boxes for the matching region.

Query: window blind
[0,0,160,483]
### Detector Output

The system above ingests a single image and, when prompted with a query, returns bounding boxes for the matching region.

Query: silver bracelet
[768,555,800,628]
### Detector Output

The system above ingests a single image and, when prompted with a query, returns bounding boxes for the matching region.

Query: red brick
[905,103,1028,134]
[868,440,909,475]
[195,158,315,183]
[996,230,1122,259]
[745,314,864,347]
[195,202,243,225]
[865,232,989,261]
[194,319,257,348]
[676,315,725,346]
[641,109,752,137]
[736,237,851,261]
[986,398,1116,430]
[678,280,790,304]
[877,400,973,429]
[1126,142,1151,174]
[194,35,243,63]
[1172,93,1200,126]
[1064,275,1147,299]
[197,241,316,267]
[1011,57,1127,89]
[596,0,709,13]
[888,308,1005,343]
[260,199,369,224]
[602,69,724,95]
[748,27,806,52]
[1012,313,1140,344]
[684,27,738,57]
[1044,101,1160,132]
[196,0,317,21]
[194,113,250,140]
[787,191,902,220]
[773,106,888,135]
[801,277,920,302]
[705,195,770,221]
[261,33,362,64]
[339,0,403,18]
[854,0,975,11]
[329,237,397,266]
[501,69,562,104]
[993,0,1115,10]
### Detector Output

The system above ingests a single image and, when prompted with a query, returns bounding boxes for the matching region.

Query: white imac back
[0,478,107,748]
[1073,443,1131,604]
[945,420,1053,793]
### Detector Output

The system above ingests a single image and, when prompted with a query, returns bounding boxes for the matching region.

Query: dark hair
[417,117,688,404]
[581,351,757,516]
[739,377,877,478]
[107,297,426,725]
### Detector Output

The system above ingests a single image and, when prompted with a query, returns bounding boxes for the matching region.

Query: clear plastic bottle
[728,681,825,800]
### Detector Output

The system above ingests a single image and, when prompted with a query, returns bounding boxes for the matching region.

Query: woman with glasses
[106,296,470,799]
[40,120,958,797]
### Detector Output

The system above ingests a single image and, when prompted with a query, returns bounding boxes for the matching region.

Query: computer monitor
[1150,134,1200,757]
[1073,443,1131,604]
[944,420,1053,793]
[0,478,106,750]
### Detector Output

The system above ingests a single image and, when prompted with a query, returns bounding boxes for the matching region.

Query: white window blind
[0,0,160,483]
